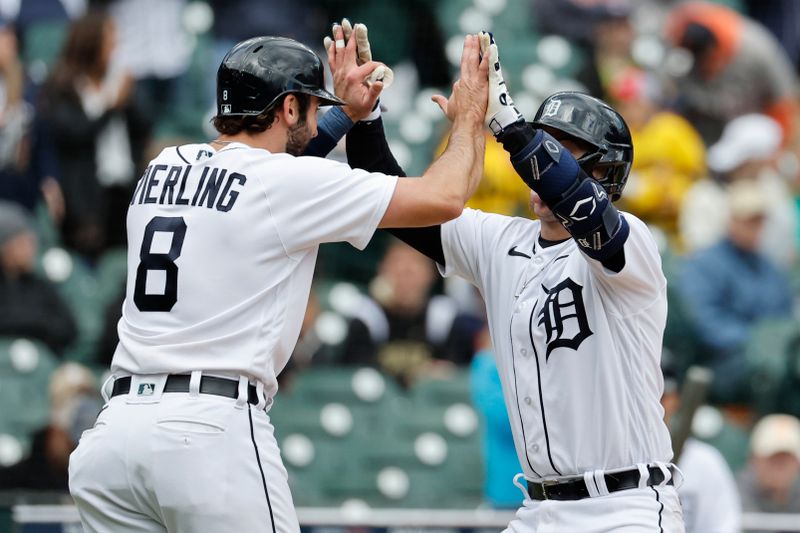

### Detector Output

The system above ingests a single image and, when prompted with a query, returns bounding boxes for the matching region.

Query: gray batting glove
[480,32,523,135]
[325,19,394,89]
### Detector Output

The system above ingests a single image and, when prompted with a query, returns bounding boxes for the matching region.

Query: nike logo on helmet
[508,246,532,259]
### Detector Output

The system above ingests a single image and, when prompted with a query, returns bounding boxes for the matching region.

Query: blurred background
[1,0,800,531]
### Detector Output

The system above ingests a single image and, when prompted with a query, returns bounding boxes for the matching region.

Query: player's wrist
[487,106,524,136]
[360,98,381,122]
[453,110,484,131]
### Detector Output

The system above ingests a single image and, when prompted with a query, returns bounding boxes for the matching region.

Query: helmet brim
[310,88,346,107]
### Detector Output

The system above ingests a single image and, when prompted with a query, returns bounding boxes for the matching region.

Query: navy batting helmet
[216,36,345,117]
[532,91,633,201]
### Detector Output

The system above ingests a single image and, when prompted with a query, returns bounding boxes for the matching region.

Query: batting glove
[480,32,523,136]
[324,19,394,89]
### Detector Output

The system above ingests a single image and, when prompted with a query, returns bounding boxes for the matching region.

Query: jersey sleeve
[584,213,666,313]
[263,155,398,253]
[439,208,510,288]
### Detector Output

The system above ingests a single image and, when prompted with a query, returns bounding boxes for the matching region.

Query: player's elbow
[433,194,464,223]
[383,177,464,227]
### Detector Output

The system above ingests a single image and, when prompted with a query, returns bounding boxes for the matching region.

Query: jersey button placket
[524,396,532,405]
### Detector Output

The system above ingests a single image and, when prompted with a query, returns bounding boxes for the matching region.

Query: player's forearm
[424,117,484,210]
[466,128,486,200]
[346,117,406,177]
[498,124,630,261]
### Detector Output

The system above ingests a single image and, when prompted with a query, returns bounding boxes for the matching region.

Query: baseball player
[661,360,741,533]
[346,34,684,531]
[68,33,489,532]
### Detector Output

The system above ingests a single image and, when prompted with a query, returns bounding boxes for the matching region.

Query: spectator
[39,9,150,259]
[340,239,470,385]
[470,326,523,510]
[679,181,793,403]
[0,361,99,492]
[2,0,86,86]
[610,69,706,244]
[206,0,323,109]
[573,1,638,101]
[738,414,800,519]
[106,0,191,132]
[531,0,618,47]
[744,0,800,75]
[680,114,797,268]
[660,356,741,533]
[662,1,798,145]
[0,18,64,221]
[0,201,76,355]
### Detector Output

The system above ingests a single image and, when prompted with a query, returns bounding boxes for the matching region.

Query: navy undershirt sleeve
[304,106,353,157]
[345,118,446,266]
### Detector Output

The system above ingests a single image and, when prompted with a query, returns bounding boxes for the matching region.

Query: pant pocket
[151,416,231,515]
[156,417,226,434]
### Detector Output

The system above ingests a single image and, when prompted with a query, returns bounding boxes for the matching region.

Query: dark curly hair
[212,93,310,135]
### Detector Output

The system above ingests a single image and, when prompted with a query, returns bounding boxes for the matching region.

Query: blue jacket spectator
[679,181,793,402]
[470,348,523,509]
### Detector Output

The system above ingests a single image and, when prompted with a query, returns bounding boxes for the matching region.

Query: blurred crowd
[1,0,800,526]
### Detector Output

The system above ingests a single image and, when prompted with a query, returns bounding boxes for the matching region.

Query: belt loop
[101,374,115,403]
[668,463,685,489]
[255,381,267,410]
[189,371,202,397]
[636,463,650,489]
[592,469,610,496]
[583,471,601,498]
[235,376,248,409]
[654,461,672,487]
[512,473,529,501]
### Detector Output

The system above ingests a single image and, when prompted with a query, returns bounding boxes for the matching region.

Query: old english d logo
[537,277,593,359]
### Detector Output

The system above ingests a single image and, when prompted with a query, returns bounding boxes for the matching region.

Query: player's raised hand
[325,19,393,121]
[481,32,523,135]
[325,18,394,88]
[432,34,489,126]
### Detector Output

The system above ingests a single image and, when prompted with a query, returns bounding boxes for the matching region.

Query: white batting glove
[480,32,523,135]
[354,23,394,88]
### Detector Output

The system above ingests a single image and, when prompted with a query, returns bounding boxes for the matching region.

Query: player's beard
[286,117,313,156]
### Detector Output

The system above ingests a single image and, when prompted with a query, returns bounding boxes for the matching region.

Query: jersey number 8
[133,216,187,312]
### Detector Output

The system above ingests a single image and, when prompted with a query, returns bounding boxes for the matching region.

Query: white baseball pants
[69,374,298,533]
[505,483,685,533]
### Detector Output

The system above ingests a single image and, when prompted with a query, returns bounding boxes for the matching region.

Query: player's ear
[281,94,300,127]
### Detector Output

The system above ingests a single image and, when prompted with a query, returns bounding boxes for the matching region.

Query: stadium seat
[20,21,68,79]
[0,338,59,440]
[96,247,128,304]
[692,405,750,472]
[745,318,800,415]
[410,370,472,406]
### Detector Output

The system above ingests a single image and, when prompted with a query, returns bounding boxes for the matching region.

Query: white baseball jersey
[112,142,397,398]
[440,208,672,479]
[678,438,741,533]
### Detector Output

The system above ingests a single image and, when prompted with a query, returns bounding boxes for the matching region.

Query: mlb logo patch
[222,104,232,114]
[138,383,156,396]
